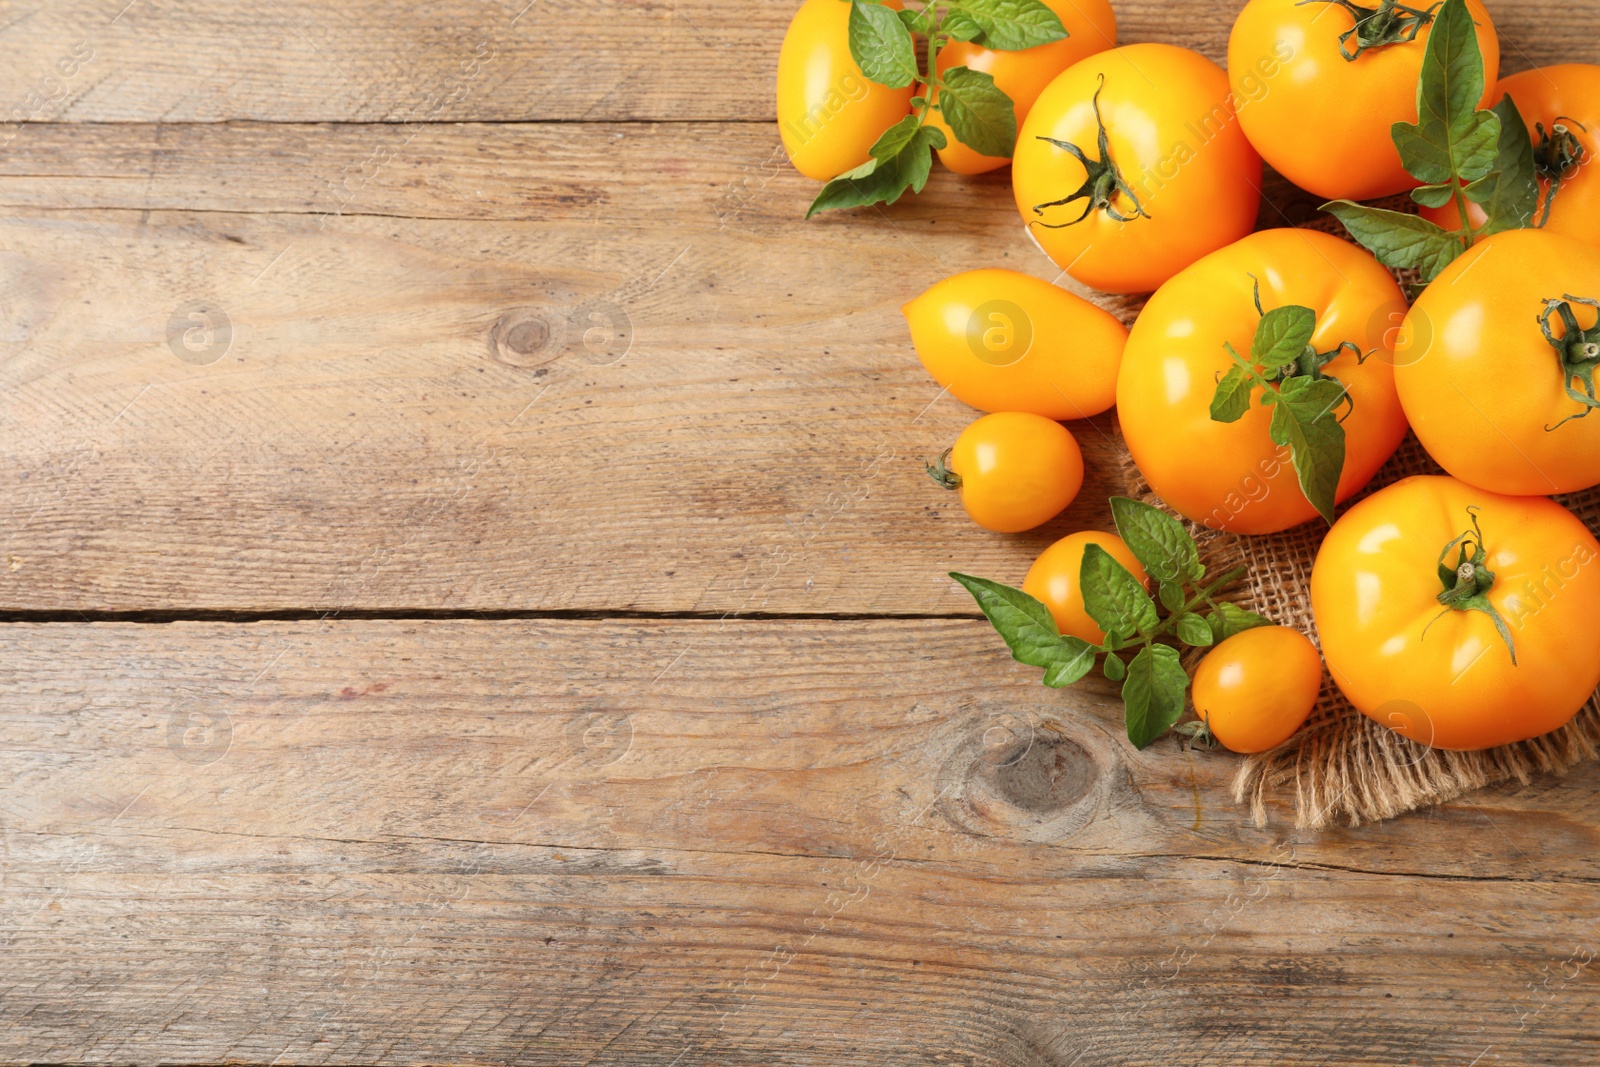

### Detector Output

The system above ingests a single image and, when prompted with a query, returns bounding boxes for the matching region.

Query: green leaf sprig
[1322,0,1542,285]
[807,0,1068,217]
[951,497,1272,750]
[1209,278,1372,526]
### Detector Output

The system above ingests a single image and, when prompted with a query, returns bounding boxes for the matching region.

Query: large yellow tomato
[1395,229,1600,496]
[902,269,1128,421]
[1012,44,1262,295]
[1228,0,1499,202]
[923,0,1118,175]
[1312,476,1600,752]
[1117,228,1409,535]
[777,0,915,181]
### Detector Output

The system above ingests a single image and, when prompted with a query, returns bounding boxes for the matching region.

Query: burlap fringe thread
[1123,435,1600,830]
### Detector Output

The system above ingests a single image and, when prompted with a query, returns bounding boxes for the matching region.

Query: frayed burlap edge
[1121,434,1600,830]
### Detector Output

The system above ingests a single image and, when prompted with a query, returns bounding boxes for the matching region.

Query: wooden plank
[0,120,1141,614]
[0,0,1588,128]
[2,618,1599,1063]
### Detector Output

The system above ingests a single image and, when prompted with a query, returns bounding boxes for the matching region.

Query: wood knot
[490,307,562,368]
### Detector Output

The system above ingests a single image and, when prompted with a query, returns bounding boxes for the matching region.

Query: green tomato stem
[1143,566,1248,647]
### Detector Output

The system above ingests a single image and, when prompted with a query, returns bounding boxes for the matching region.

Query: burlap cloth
[1122,435,1600,830]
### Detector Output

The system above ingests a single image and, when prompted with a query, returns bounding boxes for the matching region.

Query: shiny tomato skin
[903,269,1128,420]
[777,0,915,181]
[1023,531,1147,644]
[1117,228,1410,535]
[947,412,1084,533]
[1395,229,1600,496]
[1012,44,1262,295]
[1312,476,1600,752]
[924,0,1118,175]
[1192,626,1322,754]
[1228,0,1500,202]
[1420,65,1600,246]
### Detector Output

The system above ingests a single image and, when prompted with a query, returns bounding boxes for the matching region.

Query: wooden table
[2,1,1597,1062]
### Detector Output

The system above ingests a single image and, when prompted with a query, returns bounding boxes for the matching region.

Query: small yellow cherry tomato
[777,0,915,182]
[1023,531,1148,644]
[903,269,1128,421]
[933,412,1083,533]
[1192,626,1322,754]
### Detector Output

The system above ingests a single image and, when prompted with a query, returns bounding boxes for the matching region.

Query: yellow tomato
[1024,531,1148,644]
[936,412,1084,533]
[1192,626,1322,753]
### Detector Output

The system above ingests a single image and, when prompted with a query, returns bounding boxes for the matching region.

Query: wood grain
[3,619,1600,1064]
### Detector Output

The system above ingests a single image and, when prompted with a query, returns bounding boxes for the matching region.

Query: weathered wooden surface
[4,0,1600,1062]
[4,620,1600,1065]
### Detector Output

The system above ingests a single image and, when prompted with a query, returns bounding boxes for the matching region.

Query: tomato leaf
[1109,496,1203,584]
[1043,641,1099,688]
[1102,654,1126,683]
[1174,613,1214,648]
[1268,376,1349,527]
[946,0,1067,51]
[1122,645,1189,749]
[896,5,937,36]
[848,0,918,89]
[1469,94,1541,235]
[937,66,1017,158]
[941,10,984,41]
[1321,202,1465,282]
[1210,360,1257,424]
[1158,580,1187,614]
[1208,603,1272,643]
[949,573,1068,668]
[805,122,941,217]
[1411,182,1458,208]
[1080,543,1160,641]
[1253,305,1317,370]
[1391,0,1498,187]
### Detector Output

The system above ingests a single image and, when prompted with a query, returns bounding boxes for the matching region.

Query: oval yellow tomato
[777,0,915,181]
[903,269,1128,420]
[1192,626,1322,754]
[1023,531,1147,644]
[1312,476,1600,752]
[935,412,1084,533]
[1012,43,1262,295]
[924,0,1118,175]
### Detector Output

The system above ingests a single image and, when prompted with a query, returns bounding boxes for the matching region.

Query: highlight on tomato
[1023,531,1148,644]
[1312,476,1600,752]
[902,269,1128,421]
[1191,626,1322,754]
[777,0,914,181]
[1395,229,1600,496]
[923,0,1118,175]
[928,412,1083,533]
[1117,228,1409,535]
[1228,0,1500,202]
[1419,64,1600,245]
[1011,43,1262,295]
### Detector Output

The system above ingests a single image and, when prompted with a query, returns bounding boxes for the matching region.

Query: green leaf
[1392,0,1498,186]
[1322,201,1465,282]
[948,573,1069,669]
[896,5,936,35]
[1109,497,1203,585]
[1122,645,1189,749]
[1253,305,1316,370]
[1102,655,1126,683]
[1208,603,1272,643]
[1174,613,1214,648]
[947,0,1068,51]
[1411,182,1458,208]
[1470,94,1541,236]
[1043,640,1099,688]
[848,0,917,89]
[941,10,984,40]
[1268,377,1349,526]
[806,123,939,217]
[1158,580,1187,615]
[868,114,925,161]
[936,66,1017,158]
[1079,543,1160,641]
[1210,362,1256,424]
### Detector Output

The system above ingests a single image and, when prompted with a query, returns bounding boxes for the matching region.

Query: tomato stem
[1538,294,1600,430]
[1428,506,1517,664]
[1027,75,1151,228]
[925,448,962,491]
[1533,118,1589,228]
[1297,0,1442,61]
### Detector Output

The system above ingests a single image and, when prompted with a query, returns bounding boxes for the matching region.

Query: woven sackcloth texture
[1121,434,1600,830]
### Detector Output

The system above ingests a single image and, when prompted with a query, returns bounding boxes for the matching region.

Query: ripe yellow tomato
[1192,626,1322,754]
[1396,229,1600,496]
[1117,229,1410,535]
[1312,476,1600,752]
[1023,531,1148,644]
[903,269,1128,421]
[935,412,1083,533]
[777,0,915,181]
[1421,65,1600,246]
[923,0,1118,175]
[1012,43,1262,295]
[1229,0,1500,202]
